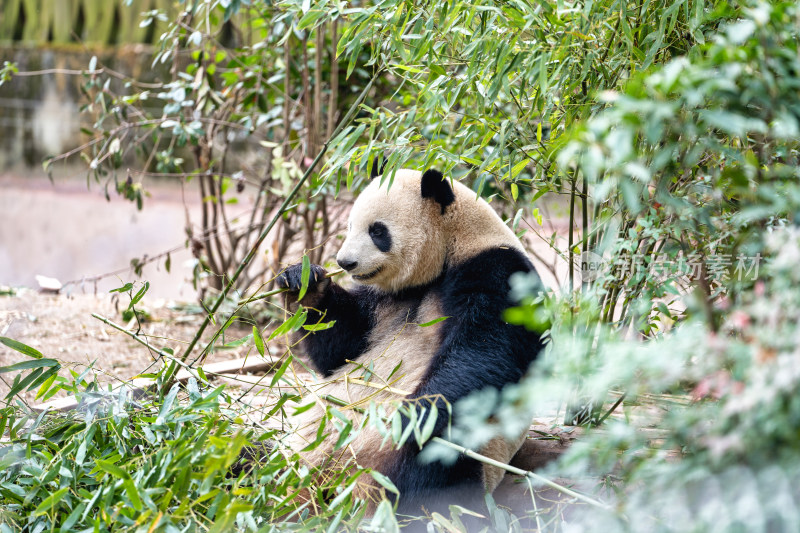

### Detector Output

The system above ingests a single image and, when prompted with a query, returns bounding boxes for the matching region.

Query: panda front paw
[276,263,329,295]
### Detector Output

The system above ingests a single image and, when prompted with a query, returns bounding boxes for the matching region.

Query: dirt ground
[0,289,254,403]
[0,167,268,400]
[0,168,264,301]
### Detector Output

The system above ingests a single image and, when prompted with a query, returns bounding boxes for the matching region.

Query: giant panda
[276,168,543,514]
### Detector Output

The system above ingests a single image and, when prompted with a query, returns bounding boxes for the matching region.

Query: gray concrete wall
[0,47,165,170]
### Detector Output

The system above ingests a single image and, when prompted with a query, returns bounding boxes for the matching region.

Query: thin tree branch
[164,68,384,389]
[430,437,613,511]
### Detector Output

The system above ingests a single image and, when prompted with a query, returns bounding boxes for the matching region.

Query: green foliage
[444,1,800,530]
[308,0,728,197]
[5,0,800,530]
[0,61,18,86]
[558,0,799,325]
[0,339,374,532]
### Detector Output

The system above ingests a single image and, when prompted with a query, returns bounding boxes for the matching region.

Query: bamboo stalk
[165,69,383,391]
[302,33,312,157]
[596,393,626,426]
[314,25,324,154]
[568,172,576,292]
[581,176,588,291]
[326,20,339,139]
[430,437,612,511]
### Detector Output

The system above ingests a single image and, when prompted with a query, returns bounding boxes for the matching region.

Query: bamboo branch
[430,437,612,511]
[596,393,626,426]
[165,69,383,390]
[9,67,164,88]
[91,313,203,383]
[90,313,276,392]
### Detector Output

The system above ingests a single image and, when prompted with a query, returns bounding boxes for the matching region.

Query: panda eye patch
[368,222,392,252]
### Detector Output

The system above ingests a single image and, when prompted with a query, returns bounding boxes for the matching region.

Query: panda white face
[336,170,448,293]
[336,216,393,282]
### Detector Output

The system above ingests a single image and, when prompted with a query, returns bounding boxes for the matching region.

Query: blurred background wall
[0,0,176,169]
[0,1,204,299]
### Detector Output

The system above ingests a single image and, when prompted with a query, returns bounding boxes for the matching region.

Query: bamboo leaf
[302,320,336,332]
[270,355,293,387]
[298,254,311,301]
[96,459,132,480]
[123,479,143,511]
[0,358,59,373]
[420,403,438,444]
[418,316,449,327]
[253,326,266,357]
[370,470,399,495]
[0,337,43,359]
[268,308,308,341]
[130,281,150,306]
[33,487,69,516]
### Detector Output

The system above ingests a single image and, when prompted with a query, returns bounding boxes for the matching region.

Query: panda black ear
[420,169,455,215]
[369,154,387,179]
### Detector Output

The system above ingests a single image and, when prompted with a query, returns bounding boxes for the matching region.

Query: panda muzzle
[352,266,383,281]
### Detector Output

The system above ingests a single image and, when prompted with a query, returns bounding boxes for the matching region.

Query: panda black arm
[277,264,377,376]
[417,246,543,404]
[300,284,379,376]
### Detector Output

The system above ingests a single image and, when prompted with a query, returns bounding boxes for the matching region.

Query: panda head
[336,168,456,293]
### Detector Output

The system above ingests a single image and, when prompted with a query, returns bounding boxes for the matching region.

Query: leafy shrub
[0,346,378,532]
[4,0,800,531]
[448,1,800,530]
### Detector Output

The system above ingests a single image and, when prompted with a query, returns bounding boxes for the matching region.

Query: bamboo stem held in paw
[237,269,344,306]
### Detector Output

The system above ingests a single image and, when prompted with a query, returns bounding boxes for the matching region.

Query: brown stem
[568,173,576,292]
[216,105,236,251]
[581,176,589,291]
[327,19,339,139]
[302,33,312,158]
[314,24,324,154]
[209,170,226,287]
[283,36,291,149]
[303,208,317,263]
[241,150,274,262]
[318,195,330,264]
[165,69,384,389]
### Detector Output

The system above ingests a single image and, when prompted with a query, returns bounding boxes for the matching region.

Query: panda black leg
[385,444,486,517]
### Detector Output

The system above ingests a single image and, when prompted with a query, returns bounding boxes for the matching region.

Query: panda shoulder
[444,246,536,296]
